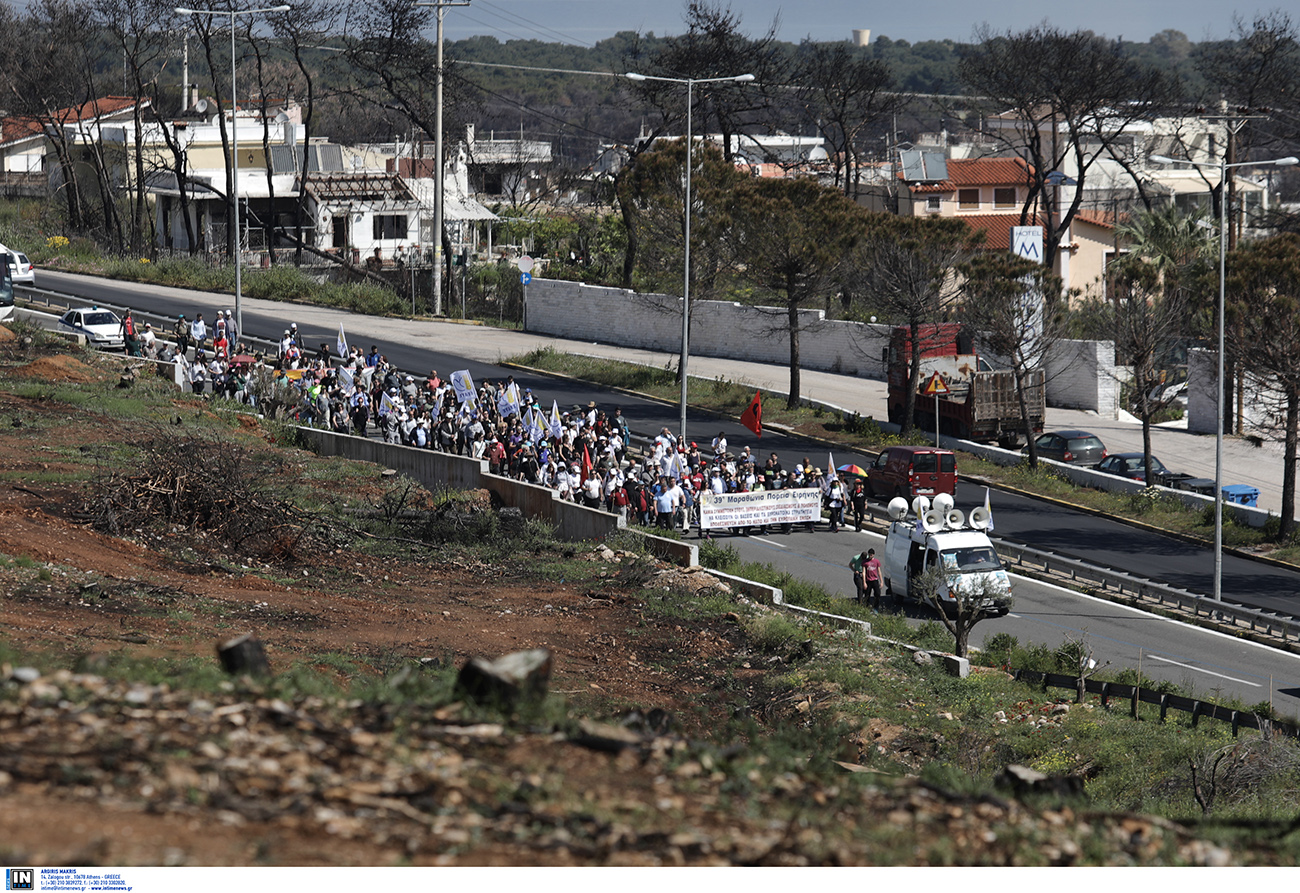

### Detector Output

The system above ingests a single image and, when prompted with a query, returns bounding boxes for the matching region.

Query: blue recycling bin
[1221,485,1259,508]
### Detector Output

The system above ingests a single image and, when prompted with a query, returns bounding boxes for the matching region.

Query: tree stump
[216,633,272,677]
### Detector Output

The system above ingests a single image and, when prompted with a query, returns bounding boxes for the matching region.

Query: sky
[444,0,1268,46]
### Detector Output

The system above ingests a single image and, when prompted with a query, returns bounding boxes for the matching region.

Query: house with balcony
[895,152,1116,301]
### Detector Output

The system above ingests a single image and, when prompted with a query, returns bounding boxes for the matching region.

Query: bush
[742,613,805,655]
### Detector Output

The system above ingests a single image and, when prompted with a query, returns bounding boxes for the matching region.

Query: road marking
[1147,654,1261,687]
[750,537,788,548]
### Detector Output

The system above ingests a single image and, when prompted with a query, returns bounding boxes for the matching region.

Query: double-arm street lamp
[175,4,291,346]
[1149,151,1298,604]
[625,71,755,446]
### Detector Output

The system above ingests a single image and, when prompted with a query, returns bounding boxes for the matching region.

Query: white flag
[548,400,563,439]
[498,382,521,418]
[450,369,475,404]
[983,486,995,532]
[380,391,397,416]
[336,322,348,359]
[336,364,355,395]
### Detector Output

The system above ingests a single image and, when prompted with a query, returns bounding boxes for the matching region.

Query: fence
[1011,668,1297,739]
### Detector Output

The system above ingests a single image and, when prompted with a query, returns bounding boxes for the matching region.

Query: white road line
[750,537,788,548]
[1147,654,1261,687]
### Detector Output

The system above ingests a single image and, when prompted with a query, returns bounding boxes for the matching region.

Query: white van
[881,497,1011,614]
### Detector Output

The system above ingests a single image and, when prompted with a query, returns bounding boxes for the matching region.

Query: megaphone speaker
[887,496,910,521]
[969,506,991,530]
[922,509,945,533]
[911,495,931,518]
[946,509,966,529]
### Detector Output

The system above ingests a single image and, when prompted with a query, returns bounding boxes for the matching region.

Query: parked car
[1028,430,1107,465]
[0,245,33,285]
[56,307,124,351]
[1094,452,1174,486]
[867,445,957,500]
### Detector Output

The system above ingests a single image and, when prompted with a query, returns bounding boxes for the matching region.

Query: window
[993,187,1016,208]
[373,214,408,240]
[926,195,941,212]
[958,188,980,210]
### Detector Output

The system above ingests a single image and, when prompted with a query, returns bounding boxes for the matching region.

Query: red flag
[581,443,593,483]
[740,390,763,438]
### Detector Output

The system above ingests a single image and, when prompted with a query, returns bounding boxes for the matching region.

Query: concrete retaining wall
[524,278,1118,414]
[293,427,699,563]
[525,278,887,378]
[1045,339,1120,416]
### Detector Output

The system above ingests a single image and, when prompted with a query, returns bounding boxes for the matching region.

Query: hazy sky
[446,0,1268,46]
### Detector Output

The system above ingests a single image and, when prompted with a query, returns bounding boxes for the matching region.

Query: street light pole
[1150,151,1298,604]
[625,70,754,446]
[176,4,290,347]
[415,1,469,318]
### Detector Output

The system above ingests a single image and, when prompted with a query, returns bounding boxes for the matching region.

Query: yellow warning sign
[922,371,949,396]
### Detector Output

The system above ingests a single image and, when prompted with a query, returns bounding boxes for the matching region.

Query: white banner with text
[699,488,822,530]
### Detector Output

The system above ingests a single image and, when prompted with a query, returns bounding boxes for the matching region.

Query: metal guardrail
[993,537,1300,644]
[19,284,1300,649]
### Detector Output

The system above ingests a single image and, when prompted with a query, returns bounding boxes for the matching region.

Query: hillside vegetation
[0,323,1298,865]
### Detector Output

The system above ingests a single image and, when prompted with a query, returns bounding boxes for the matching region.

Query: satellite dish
[887,497,909,521]
[922,510,945,533]
[931,492,954,515]
[946,509,966,529]
[911,495,931,518]
[195,98,209,114]
[969,506,991,530]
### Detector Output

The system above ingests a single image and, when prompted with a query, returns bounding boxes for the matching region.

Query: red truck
[885,324,1045,446]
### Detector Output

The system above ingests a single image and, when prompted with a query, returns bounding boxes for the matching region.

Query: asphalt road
[717,525,1300,712]
[28,270,1300,616]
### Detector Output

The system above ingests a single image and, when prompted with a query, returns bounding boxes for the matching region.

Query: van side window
[940,454,955,473]
[913,453,937,473]
[874,451,890,468]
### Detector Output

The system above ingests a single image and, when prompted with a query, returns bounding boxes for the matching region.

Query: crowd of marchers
[124,312,873,536]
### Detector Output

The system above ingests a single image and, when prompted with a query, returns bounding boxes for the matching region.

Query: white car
[0,245,34,285]
[57,307,124,351]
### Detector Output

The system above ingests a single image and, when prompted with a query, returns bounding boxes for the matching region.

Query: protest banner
[699,488,821,530]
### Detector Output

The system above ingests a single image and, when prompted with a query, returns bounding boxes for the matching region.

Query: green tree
[791,40,904,197]
[958,25,1181,272]
[960,253,1061,464]
[1226,233,1300,538]
[730,177,864,409]
[856,215,979,436]
[1109,206,1213,482]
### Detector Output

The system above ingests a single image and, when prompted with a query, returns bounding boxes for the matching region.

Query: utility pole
[415,0,469,317]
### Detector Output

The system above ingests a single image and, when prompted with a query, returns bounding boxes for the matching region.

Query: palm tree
[1112,203,1214,302]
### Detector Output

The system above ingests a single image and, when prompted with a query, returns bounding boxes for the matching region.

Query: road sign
[516,255,535,273]
[922,371,949,396]
[520,272,532,285]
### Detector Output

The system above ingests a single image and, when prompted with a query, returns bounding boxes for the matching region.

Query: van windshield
[941,547,1001,572]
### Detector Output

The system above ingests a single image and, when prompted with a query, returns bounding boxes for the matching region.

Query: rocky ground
[0,347,1264,865]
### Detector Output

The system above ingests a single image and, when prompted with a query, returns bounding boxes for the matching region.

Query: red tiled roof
[959,213,1050,251]
[1072,208,1117,230]
[1,95,148,146]
[904,157,1035,193]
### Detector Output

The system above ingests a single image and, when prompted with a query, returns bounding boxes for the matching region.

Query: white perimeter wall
[524,279,1118,414]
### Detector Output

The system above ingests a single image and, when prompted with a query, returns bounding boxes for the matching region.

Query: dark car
[1094,452,1172,485]
[1030,430,1107,465]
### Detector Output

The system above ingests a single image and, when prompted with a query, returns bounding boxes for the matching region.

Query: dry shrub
[88,429,326,561]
